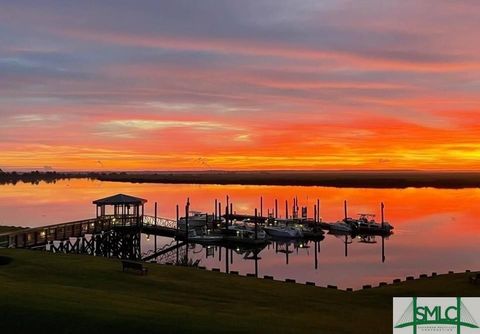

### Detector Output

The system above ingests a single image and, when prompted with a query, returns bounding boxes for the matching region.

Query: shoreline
[0,249,478,333]
[2,170,480,188]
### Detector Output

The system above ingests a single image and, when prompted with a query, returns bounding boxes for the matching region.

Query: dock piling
[176,204,179,232]
[381,235,385,263]
[225,205,229,228]
[254,208,258,240]
[154,202,158,251]
[218,202,222,226]
[381,202,385,228]
[260,197,263,218]
[317,199,320,222]
[185,199,190,263]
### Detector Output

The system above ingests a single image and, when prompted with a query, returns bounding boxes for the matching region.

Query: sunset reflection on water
[1,179,479,288]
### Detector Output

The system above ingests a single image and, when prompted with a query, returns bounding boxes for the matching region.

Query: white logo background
[393,297,480,334]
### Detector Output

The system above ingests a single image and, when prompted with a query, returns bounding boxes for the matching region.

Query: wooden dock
[0,214,178,249]
[0,193,392,268]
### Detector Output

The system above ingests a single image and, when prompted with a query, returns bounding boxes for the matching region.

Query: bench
[469,273,480,284]
[121,260,148,275]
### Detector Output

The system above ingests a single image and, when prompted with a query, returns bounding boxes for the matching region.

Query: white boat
[328,221,352,233]
[178,211,212,230]
[226,223,267,240]
[352,214,394,233]
[263,226,303,238]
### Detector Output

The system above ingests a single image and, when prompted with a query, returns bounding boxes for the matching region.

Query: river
[1,178,479,288]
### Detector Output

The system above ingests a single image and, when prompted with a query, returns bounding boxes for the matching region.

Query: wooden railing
[143,215,177,229]
[0,214,178,249]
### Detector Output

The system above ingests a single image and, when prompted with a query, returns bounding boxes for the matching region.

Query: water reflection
[1,179,479,288]
[144,231,390,287]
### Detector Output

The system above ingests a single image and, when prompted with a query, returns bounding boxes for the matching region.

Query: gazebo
[93,194,147,226]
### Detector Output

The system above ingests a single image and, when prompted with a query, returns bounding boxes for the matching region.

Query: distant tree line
[1,170,480,188]
[0,171,90,185]
[0,171,134,185]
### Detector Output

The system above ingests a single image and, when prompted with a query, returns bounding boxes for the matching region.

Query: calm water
[1,179,479,288]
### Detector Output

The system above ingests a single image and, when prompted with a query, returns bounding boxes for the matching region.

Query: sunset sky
[1,1,480,170]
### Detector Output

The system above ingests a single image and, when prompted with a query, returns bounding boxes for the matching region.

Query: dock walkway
[0,215,178,249]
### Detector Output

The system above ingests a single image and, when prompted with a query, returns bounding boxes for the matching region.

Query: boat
[188,230,223,244]
[299,223,325,239]
[177,211,213,230]
[264,225,303,238]
[328,221,352,233]
[225,223,267,240]
[351,214,394,234]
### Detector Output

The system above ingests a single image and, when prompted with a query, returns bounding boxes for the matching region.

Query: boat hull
[264,227,303,238]
[328,223,352,233]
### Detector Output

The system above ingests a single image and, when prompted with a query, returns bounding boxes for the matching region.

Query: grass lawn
[0,249,478,333]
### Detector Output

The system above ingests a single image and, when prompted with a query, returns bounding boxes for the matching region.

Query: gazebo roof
[92,194,147,205]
